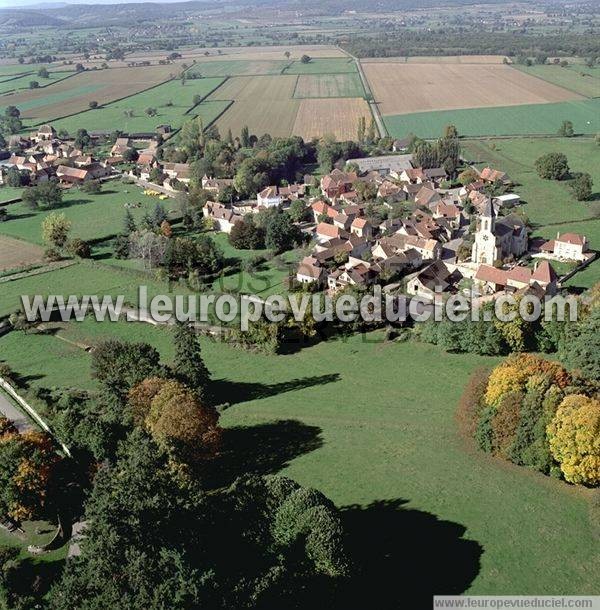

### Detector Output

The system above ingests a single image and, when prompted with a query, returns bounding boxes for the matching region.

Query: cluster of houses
[290,155,593,301]
[0,125,113,186]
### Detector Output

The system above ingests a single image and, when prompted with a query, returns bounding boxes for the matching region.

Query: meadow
[0,71,74,95]
[51,77,228,134]
[514,64,600,98]
[384,98,600,138]
[0,322,597,599]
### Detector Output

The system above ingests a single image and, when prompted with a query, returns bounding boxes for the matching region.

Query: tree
[80,179,101,194]
[88,100,99,109]
[37,67,49,78]
[557,120,574,137]
[0,423,60,521]
[75,63,85,72]
[92,340,163,404]
[179,116,204,159]
[547,394,600,485]
[265,211,301,253]
[229,218,265,250]
[123,209,136,234]
[534,152,570,180]
[5,167,23,188]
[66,237,91,258]
[74,128,91,150]
[284,51,291,59]
[144,107,157,117]
[444,124,459,138]
[42,212,71,248]
[192,94,203,106]
[288,199,308,223]
[559,308,600,381]
[240,125,251,148]
[300,54,311,63]
[458,167,479,185]
[29,80,39,89]
[23,181,62,210]
[149,166,164,184]
[47,431,348,610]
[129,229,168,269]
[570,172,593,201]
[122,147,139,162]
[357,116,366,144]
[172,322,210,396]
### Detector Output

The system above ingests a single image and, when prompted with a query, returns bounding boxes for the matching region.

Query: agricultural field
[185,60,289,78]
[292,98,371,141]
[0,63,184,126]
[361,55,509,64]
[0,70,74,95]
[283,58,357,75]
[1,321,598,597]
[51,77,227,134]
[293,73,365,98]
[384,98,600,138]
[0,235,44,272]
[364,62,581,117]
[209,75,297,101]
[514,64,600,98]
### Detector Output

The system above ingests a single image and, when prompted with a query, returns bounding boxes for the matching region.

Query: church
[471,199,528,266]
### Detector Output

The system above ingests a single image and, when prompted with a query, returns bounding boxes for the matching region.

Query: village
[0,123,594,306]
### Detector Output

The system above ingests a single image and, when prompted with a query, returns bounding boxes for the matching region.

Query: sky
[1,0,199,7]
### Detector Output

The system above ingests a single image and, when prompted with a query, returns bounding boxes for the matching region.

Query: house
[296,256,325,285]
[377,180,406,201]
[478,167,512,185]
[201,175,234,195]
[493,193,521,208]
[36,125,56,141]
[110,137,132,157]
[315,222,348,243]
[423,167,447,184]
[415,186,441,207]
[203,201,243,233]
[398,168,426,184]
[320,169,357,199]
[538,232,591,263]
[372,233,439,261]
[392,136,413,153]
[311,200,337,223]
[162,162,191,184]
[137,151,157,167]
[475,261,558,295]
[257,186,282,208]
[278,183,306,200]
[431,201,462,230]
[327,259,378,291]
[56,165,90,184]
[351,217,372,239]
[333,213,351,230]
[406,261,463,300]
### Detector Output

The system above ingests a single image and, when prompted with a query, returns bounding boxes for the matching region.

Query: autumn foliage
[0,419,59,521]
[467,354,600,486]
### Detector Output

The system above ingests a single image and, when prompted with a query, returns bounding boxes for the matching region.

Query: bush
[44,248,62,262]
[66,238,91,258]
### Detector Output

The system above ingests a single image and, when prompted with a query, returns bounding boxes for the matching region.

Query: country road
[0,391,33,433]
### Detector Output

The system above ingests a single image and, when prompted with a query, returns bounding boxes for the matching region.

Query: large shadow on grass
[211,373,340,407]
[334,499,483,609]
[207,419,323,488]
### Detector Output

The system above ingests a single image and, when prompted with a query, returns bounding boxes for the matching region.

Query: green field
[1,83,103,115]
[462,136,600,288]
[185,60,289,77]
[384,98,600,138]
[0,182,173,246]
[293,73,365,98]
[283,58,357,75]
[514,64,600,98]
[0,71,74,95]
[0,186,24,203]
[50,78,227,134]
[0,321,598,597]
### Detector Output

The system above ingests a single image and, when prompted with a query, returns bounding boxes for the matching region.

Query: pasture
[0,322,598,598]
[364,62,581,117]
[0,63,183,125]
[0,71,74,95]
[384,98,600,138]
[283,58,357,75]
[293,73,365,98]
[185,60,289,77]
[0,181,173,247]
[514,64,600,98]
[292,98,371,141]
[51,77,227,134]
[209,75,297,101]
[0,235,44,272]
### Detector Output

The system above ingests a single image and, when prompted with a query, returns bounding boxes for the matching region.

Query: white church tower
[471,199,499,265]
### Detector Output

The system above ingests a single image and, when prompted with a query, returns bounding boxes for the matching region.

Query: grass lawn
[0,186,24,203]
[384,98,600,138]
[50,78,227,134]
[0,181,176,246]
[0,323,597,597]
